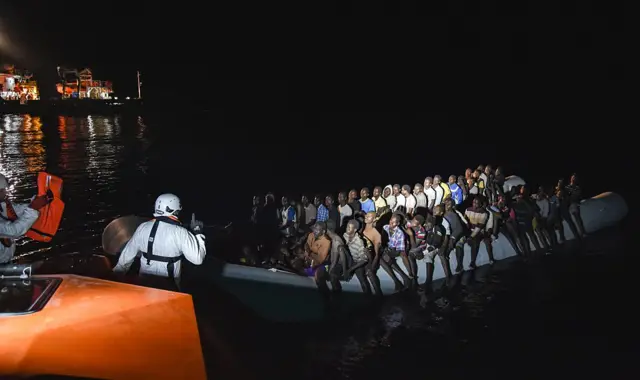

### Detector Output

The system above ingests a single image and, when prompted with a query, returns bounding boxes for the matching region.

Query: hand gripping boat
[0,263,207,379]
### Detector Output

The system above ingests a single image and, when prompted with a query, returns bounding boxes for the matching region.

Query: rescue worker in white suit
[0,173,49,264]
[113,193,207,289]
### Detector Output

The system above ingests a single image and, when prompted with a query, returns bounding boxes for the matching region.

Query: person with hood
[383,185,396,211]
[0,173,50,264]
[113,193,207,290]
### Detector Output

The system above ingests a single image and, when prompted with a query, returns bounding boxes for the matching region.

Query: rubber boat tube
[218,191,628,295]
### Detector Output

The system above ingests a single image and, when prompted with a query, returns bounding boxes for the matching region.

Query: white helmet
[154,193,182,217]
[0,173,8,190]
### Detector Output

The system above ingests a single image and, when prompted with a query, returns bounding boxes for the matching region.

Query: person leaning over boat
[0,173,52,264]
[113,193,206,290]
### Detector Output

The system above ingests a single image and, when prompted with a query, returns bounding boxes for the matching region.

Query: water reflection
[0,114,46,200]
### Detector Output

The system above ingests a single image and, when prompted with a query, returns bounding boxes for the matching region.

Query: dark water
[1,113,637,379]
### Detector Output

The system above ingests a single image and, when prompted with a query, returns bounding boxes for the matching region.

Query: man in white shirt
[392,184,405,212]
[424,177,437,212]
[413,183,427,209]
[402,185,416,217]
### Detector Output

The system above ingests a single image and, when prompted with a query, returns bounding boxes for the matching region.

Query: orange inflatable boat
[26,172,65,243]
[0,269,207,379]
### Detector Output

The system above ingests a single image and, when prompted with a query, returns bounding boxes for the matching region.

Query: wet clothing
[0,201,39,264]
[114,217,206,286]
[306,233,331,266]
[344,232,368,264]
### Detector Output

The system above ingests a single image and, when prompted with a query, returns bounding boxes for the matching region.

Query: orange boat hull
[0,274,206,380]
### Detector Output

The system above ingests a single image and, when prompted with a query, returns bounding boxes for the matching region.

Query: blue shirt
[449,183,463,205]
[317,204,329,222]
[360,198,375,213]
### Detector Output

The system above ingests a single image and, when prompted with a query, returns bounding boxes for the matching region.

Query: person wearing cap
[0,173,51,264]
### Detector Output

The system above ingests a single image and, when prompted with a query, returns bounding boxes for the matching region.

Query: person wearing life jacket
[112,193,206,290]
[0,173,52,264]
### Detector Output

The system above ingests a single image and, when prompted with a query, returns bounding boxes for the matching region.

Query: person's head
[301,195,310,206]
[348,189,358,202]
[465,168,473,178]
[383,186,391,198]
[338,191,347,205]
[281,196,289,208]
[424,176,433,188]
[411,214,425,229]
[252,195,261,206]
[345,219,359,237]
[360,187,370,200]
[477,164,485,173]
[425,215,435,230]
[495,166,504,176]
[570,173,578,185]
[326,218,337,232]
[472,170,481,179]
[0,173,8,202]
[392,184,401,195]
[401,184,411,196]
[154,193,182,218]
[457,175,465,186]
[537,186,546,198]
[373,186,382,199]
[413,183,423,195]
[448,175,456,184]
[434,175,442,185]
[312,221,327,238]
[467,177,475,187]
[325,194,335,207]
[444,197,454,211]
[389,214,401,230]
[485,165,493,175]
[472,197,481,209]
[313,195,322,207]
[433,204,444,216]
[265,193,275,205]
[519,185,530,198]
[364,211,376,225]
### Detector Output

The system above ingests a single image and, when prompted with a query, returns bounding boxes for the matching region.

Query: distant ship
[0,64,40,103]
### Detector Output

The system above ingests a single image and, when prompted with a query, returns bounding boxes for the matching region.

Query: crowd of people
[244,165,587,300]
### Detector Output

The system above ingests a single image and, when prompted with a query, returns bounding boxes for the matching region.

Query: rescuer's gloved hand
[190,219,204,234]
[29,195,49,210]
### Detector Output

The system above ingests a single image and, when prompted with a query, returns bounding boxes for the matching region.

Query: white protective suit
[113,218,206,286]
[0,201,39,264]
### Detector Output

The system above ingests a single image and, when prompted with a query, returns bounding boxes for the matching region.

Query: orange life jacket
[26,172,65,243]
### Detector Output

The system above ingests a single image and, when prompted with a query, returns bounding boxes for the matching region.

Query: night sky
[1,2,630,190]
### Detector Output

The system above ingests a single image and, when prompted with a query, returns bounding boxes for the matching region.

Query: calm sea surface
[0,113,636,379]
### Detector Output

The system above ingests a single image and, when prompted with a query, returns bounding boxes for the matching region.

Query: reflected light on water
[0,114,32,199]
